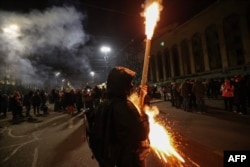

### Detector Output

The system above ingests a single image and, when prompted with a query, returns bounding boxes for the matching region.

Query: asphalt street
[0,98,249,167]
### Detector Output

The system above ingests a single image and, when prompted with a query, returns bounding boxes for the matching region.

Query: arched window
[180,39,191,74]
[192,33,205,72]
[205,24,222,70]
[171,45,180,76]
[223,13,244,67]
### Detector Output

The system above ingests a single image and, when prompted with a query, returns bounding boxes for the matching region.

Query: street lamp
[90,71,95,83]
[100,46,111,78]
[55,72,61,88]
[2,24,20,39]
[55,72,60,77]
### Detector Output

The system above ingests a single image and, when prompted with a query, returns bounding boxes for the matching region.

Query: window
[180,39,192,74]
[223,14,244,66]
[157,52,164,81]
[205,24,222,70]
[192,33,205,72]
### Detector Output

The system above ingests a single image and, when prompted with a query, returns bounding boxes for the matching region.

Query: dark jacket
[106,66,149,167]
[192,80,206,98]
[181,81,192,98]
[23,92,33,107]
[234,78,247,104]
[64,90,75,106]
[31,92,41,106]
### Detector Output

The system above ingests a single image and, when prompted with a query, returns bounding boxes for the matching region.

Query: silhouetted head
[107,66,136,98]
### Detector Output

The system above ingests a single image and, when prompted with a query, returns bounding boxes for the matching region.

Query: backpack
[85,99,117,166]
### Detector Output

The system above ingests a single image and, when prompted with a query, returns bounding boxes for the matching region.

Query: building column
[218,23,228,68]
[188,39,195,73]
[177,44,184,75]
[153,54,159,82]
[201,33,210,71]
[169,49,175,77]
[161,51,167,81]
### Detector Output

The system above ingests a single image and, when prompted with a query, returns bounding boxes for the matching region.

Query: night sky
[0,0,217,86]
[0,0,217,43]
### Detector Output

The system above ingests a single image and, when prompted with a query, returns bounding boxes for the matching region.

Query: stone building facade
[138,0,250,83]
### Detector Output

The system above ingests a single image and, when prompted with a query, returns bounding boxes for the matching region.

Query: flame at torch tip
[140,0,184,164]
[143,0,163,39]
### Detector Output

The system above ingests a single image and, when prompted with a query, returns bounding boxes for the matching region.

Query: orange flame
[128,93,185,163]
[145,106,185,163]
[142,0,163,39]
[137,1,185,164]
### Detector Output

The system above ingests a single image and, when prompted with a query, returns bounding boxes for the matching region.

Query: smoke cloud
[0,6,91,88]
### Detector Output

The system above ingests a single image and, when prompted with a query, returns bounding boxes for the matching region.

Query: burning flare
[137,0,185,164]
[128,93,185,163]
[145,106,185,163]
[140,0,163,92]
[142,0,163,39]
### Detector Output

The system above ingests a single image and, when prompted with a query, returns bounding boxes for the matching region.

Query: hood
[107,66,136,97]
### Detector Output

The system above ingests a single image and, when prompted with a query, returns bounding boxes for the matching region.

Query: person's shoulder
[111,98,134,110]
[111,98,127,106]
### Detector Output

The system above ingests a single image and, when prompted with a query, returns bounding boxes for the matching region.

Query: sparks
[138,1,185,164]
[128,93,185,163]
[140,0,163,88]
[145,106,185,163]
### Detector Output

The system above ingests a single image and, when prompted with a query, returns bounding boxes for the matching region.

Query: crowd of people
[158,74,250,115]
[51,85,106,114]
[0,85,107,123]
[0,89,48,122]
[0,66,151,167]
[1,66,249,167]
[1,74,249,124]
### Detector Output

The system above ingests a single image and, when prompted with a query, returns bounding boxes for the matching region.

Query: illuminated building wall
[141,0,250,83]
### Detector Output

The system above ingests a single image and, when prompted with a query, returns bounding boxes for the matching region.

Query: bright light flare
[143,1,162,39]
[90,71,95,76]
[100,46,111,53]
[145,106,185,163]
[128,93,185,164]
[2,24,20,38]
[55,72,60,77]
